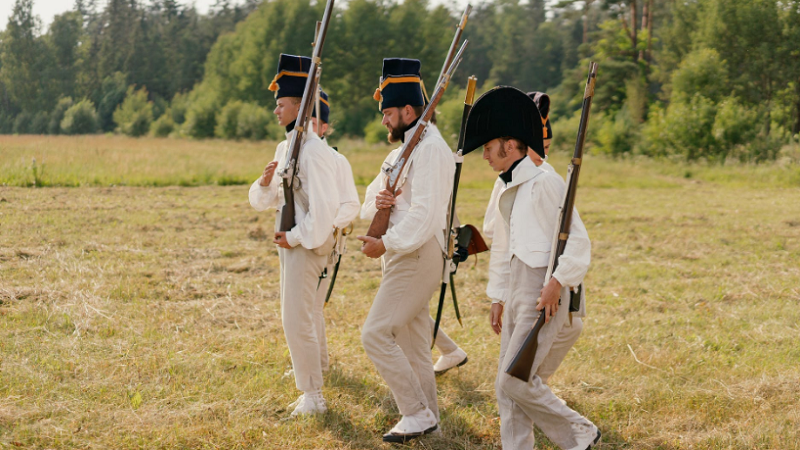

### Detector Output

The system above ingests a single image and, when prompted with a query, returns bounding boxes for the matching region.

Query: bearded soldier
[248,54,338,417]
[464,87,600,450]
[309,89,360,372]
[357,58,455,442]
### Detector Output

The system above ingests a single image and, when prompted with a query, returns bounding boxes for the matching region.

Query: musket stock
[505,62,598,382]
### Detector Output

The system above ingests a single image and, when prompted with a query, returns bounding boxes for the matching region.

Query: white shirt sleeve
[284,139,339,249]
[533,173,591,288]
[482,177,503,239]
[248,142,284,212]
[360,151,394,221]
[381,139,452,255]
[333,153,361,229]
[486,210,510,304]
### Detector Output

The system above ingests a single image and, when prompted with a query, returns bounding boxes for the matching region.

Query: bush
[236,103,271,140]
[31,111,50,134]
[150,110,175,137]
[737,134,785,162]
[364,116,387,144]
[170,92,189,125]
[97,72,128,132]
[12,112,33,134]
[595,108,639,156]
[60,99,99,135]
[152,95,168,121]
[671,49,729,103]
[551,109,583,152]
[712,97,759,151]
[183,94,218,139]
[113,86,154,137]
[435,92,466,149]
[48,97,74,134]
[662,94,718,161]
[0,113,13,134]
[215,100,243,139]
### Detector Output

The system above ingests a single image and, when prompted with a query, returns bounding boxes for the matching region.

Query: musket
[278,1,335,232]
[436,5,472,88]
[432,75,477,346]
[365,40,469,238]
[505,61,598,382]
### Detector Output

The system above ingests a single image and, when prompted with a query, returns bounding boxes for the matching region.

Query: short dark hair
[498,136,527,156]
[411,105,436,124]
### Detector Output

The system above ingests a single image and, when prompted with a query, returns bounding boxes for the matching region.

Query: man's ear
[402,104,415,121]
[505,139,515,157]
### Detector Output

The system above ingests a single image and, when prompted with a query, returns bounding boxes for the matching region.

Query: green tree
[48,97,74,134]
[113,85,154,137]
[0,0,44,112]
[97,72,128,131]
[61,98,99,134]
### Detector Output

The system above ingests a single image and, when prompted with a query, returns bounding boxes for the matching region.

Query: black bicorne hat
[528,91,553,140]
[462,86,545,158]
[269,54,311,99]
[312,89,330,124]
[373,58,427,111]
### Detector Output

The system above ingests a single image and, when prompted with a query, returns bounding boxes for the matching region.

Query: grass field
[1,135,799,449]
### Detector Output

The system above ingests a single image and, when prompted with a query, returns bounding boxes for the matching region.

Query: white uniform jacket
[330,147,360,229]
[484,160,555,302]
[361,124,455,255]
[248,129,338,250]
[487,157,590,314]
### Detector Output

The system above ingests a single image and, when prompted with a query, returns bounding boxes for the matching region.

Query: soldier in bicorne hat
[357,58,455,443]
[463,86,600,450]
[248,54,339,417]
[482,90,585,386]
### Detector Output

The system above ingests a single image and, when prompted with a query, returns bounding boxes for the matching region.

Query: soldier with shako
[357,58,455,442]
[462,87,600,450]
[308,88,360,373]
[248,54,339,417]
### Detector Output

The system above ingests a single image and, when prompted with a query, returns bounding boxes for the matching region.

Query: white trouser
[361,238,441,420]
[495,257,593,449]
[278,244,326,393]
[313,262,335,371]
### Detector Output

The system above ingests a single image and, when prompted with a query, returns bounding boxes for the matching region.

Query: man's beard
[387,117,409,144]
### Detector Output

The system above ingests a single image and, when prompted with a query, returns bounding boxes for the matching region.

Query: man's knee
[361,321,384,355]
[499,371,545,401]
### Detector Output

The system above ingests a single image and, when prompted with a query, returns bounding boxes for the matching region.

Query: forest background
[3,0,800,163]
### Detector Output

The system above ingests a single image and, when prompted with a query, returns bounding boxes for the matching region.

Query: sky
[1,0,476,32]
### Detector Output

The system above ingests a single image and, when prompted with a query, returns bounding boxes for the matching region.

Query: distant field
[3,134,800,189]
[1,135,799,449]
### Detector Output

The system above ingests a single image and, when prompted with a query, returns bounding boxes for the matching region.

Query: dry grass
[0,135,799,449]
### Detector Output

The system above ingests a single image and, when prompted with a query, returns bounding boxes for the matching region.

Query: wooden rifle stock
[366,41,469,239]
[279,2,334,232]
[505,61,598,382]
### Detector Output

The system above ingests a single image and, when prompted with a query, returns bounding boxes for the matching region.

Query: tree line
[2,0,800,162]
[0,0,258,135]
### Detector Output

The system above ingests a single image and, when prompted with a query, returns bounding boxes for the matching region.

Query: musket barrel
[437,4,472,88]
[279,0,335,232]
